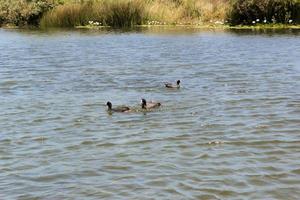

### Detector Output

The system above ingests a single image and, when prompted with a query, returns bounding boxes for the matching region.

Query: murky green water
[1,28,300,199]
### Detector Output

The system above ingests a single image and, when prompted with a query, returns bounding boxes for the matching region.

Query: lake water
[0,27,300,199]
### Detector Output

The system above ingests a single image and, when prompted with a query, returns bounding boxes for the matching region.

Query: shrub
[0,0,55,26]
[228,0,300,25]
[28,0,56,25]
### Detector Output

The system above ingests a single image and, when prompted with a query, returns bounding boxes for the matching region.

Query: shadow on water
[1,26,203,36]
[1,26,300,37]
[228,28,300,36]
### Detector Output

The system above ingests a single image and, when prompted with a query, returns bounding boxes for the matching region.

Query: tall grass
[40,3,92,27]
[198,0,229,22]
[143,0,229,25]
[41,0,231,27]
[41,0,146,27]
[144,0,181,24]
[103,0,145,27]
[2,0,299,27]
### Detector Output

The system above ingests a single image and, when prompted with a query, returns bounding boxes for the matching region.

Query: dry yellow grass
[2,0,299,27]
[40,0,231,27]
[144,0,229,25]
[32,0,300,27]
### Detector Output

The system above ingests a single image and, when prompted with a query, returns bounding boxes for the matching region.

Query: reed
[144,0,181,24]
[41,0,146,27]
[40,3,91,27]
[197,0,229,22]
[41,0,231,27]
[1,0,299,27]
[102,0,145,27]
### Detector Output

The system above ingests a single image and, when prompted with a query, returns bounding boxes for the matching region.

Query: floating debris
[208,141,224,145]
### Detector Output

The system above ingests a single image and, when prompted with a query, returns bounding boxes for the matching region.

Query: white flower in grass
[288,19,293,23]
[214,20,223,25]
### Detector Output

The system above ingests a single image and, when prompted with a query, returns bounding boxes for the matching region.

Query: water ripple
[0,28,300,199]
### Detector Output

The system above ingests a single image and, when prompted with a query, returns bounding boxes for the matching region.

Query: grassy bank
[40,0,230,28]
[0,0,299,28]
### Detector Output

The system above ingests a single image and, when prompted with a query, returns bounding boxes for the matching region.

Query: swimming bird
[141,98,161,109]
[165,80,180,88]
[106,101,130,112]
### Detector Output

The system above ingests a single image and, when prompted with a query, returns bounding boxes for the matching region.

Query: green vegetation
[0,0,58,26]
[228,0,300,25]
[0,0,299,28]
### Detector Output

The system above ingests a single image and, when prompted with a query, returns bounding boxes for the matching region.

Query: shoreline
[74,24,300,29]
[1,23,300,30]
[76,24,300,30]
